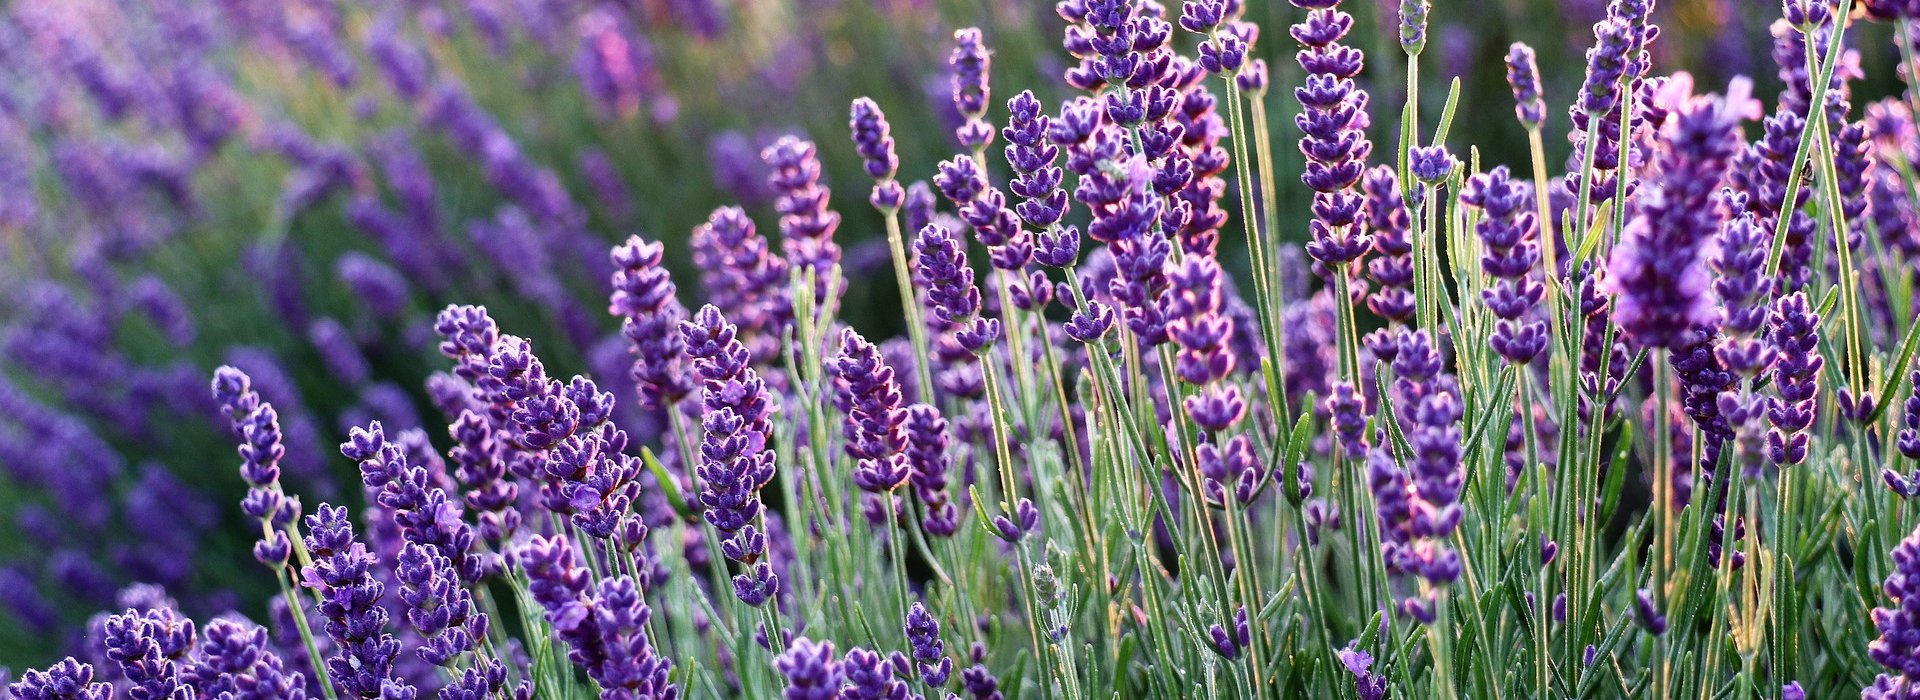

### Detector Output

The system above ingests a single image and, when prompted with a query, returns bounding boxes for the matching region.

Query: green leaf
[1867,312,1920,424]
[640,447,694,522]
[1431,77,1463,146]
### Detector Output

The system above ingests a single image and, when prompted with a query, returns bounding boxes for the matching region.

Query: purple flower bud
[1461,166,1546,364]
[1408,145,1455,183]
[775,637,843,700]
[610,234,693,410]
[764,136,843,305]
[1767,292,1822,466]
[1506,42,1546,128]
[950,28,994,150]
[1399,0,1431,54]
[8,658,112,700]
[850,98,904,209]
[1634,588,1667,635]
[990,498,1040,542]
[1900,368,1920,461]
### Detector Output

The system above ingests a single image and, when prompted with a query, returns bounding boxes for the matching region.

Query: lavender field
[1,0,1917,698]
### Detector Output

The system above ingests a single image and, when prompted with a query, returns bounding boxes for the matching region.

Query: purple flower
[336,253,413,320]
[1337,641,1388,700]
[1165,256,1249,440]
[1363,166,1415,324]
[1291,0,1372,267]
[1506,42,1546,128]
[850,98,905,209]
[1565,2,1658,205]
[840,647,911,700]
[1767,292,1822,467]
[102,607,192,700]
[904,602,954,687]
[211,367,301,567]
[832,328,911,494]
[394,543,492,672]
[959,641,1004,700]
[914,224,1001,353]
[518,536,677,698]
[1606,78,1751,348]
[990,498,1040,543]
[308,317,370,387]
[1005,91,1068,230]
[1634,588,1668,635]
[1711,200,1777,381]
[1461,166,1546,364]
[691,206,791,367]
[190,618,310,699]
[683,306,781,604]
[904,405,961,536]
[1327,381,1370,459]
[1900,368,1920,462]
[1871,525,1920,695]
[950,28,994,150]
[301,504,418,699]
[1408,145,1455,183]
[1729,111,1817,294]
[774,637,843,700]
[8,658,111,700]
[934,155,1031,271]
[574,8,670,121]
[764,137,843,305]
[610,234,693,411]
[1206,605,1251,660]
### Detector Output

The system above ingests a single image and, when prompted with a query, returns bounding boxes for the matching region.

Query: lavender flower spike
[914,223,1001,352]
[904,602,954,687]
[850,97,905,209]
[764,136,843,305]
[683,305,781,606]
[775,637,844,700]
[1461,166,1546,364]
[302,503,418,699]
[211,366,299,568]
[8,658,111,700]
[1899,367,1920,462]
[1767,292,1822,467]
[832,328,911,494]
[1506,43,1546,129]
[950,28,993,151]
[1292,0,1374,268]
[1868,523,1920,696]
[1606,77,1751,348]
[610,234,693,411]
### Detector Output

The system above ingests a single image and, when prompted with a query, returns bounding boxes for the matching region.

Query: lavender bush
[4,0,1920,698]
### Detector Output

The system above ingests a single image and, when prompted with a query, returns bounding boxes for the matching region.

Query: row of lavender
[0,0,1057,658]
[5,0,1920,699]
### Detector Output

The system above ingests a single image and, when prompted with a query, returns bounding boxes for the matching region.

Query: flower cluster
[1291,0,1373,269]
[1461,166,1546,364]
[683,305,781,606]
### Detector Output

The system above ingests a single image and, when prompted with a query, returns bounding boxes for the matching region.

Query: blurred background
[0,0,1903,667]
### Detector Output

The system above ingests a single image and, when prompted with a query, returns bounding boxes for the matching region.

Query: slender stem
[880,202,937,401]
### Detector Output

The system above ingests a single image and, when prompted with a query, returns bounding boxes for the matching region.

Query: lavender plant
[5,0,1920,699]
